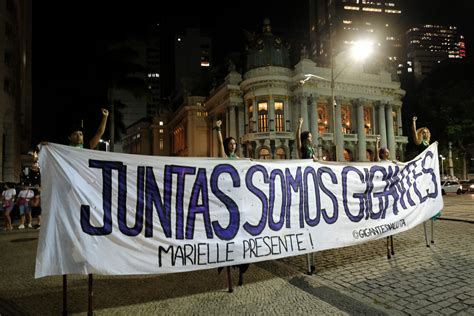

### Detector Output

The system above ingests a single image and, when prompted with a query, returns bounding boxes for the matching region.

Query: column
[397,106,403,136]
[151,124,160,155]
[268,96,275,132]
[244,99,249,133]
[334,98,344,161]
[300,94,308,131]
[309,94,319,144]
[385,102,396,158]
[252,98,258,132]
[377,101,387,148]
[238,104,245,156]
[291,96,299,134]
[356,100,367,161]
[229,105,237,138]
[284,96,291,132]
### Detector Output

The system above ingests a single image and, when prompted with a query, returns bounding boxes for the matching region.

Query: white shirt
[17,189,34,201]
[2,188,16,200]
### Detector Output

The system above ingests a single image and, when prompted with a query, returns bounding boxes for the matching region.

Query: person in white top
[17,185,34,229]
[2,183,16,231]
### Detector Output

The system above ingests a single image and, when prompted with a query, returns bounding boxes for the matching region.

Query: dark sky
[32,0,472,147]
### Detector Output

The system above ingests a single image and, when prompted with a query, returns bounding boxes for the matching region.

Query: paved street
[0,194,472,315]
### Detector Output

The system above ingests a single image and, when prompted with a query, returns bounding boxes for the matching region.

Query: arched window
[317,103,328,133]
[248,101,254,132]
[341,105,351,134]
[275,101,284,132]
[259,148,271,159]
[258,102,268,132]
[276,147,286,159]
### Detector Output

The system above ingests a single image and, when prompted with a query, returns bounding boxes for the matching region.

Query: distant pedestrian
[1,183,16,231]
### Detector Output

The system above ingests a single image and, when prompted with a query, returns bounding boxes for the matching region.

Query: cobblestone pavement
[281,195,474,315]
[440,193,474,222]
[0,195,472,315]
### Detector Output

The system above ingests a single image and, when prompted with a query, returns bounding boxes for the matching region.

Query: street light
[439,155,446,179]
[303,40,374,161]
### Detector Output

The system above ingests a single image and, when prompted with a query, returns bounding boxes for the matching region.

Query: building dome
[245,19,290,71]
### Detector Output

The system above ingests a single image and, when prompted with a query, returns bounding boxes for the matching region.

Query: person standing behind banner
[2,183,16,231]
[296,117,318,160]
[412,116,438,246]
[68,108,109,149]
[375,136,397,259]
[214,120,249,293]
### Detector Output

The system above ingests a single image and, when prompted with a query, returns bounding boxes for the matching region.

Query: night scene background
[20,0,474,182]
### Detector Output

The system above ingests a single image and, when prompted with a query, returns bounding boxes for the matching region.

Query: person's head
[68,129,84,147]
[223,137,237,156]
[418,127,431,143]
[300,131,313,146]
[378,147,390,161]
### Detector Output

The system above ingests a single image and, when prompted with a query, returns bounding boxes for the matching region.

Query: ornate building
[206,19,407,161]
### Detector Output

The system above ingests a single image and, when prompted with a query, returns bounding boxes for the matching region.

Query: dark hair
[300,131,311,145]
[378,147,388,160]
[223,137,237,156]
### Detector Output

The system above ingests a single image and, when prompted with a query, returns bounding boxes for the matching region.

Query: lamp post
[448,141,454,178]
[303,41,373,161]
[439,155,445,179]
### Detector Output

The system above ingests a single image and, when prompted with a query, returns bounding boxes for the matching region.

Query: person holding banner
[214,120,249,292]
[375,136,396,259]
[296,117,317,160]
[68,108,109,149]
[412,116,439,247]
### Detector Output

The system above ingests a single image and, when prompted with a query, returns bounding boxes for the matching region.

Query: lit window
[258,102,268,132]
[159,139,164,150]
[177,37,181,42]
[160,129,163,133]
[362,7,382,12]
[344,6,359,10]
[274,102,284,132]
[407,67,413,72]
[343,20,352,24]
[159,121,163,126]
[201,61,210,67]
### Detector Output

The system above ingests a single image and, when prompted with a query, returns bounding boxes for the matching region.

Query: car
[460,179,474,193]
[441,180,462,195]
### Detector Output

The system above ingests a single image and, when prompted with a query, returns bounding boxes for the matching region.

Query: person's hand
[216,120,222,127]
[102,108,109,116]
[412,116,417,121]
[376,136,381,143]
[299,117,303,125]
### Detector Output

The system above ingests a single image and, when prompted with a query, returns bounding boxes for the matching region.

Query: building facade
[0,0,32,182]
[405,24,466,83]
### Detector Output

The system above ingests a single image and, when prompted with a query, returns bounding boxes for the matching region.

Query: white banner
[35,143,443,278]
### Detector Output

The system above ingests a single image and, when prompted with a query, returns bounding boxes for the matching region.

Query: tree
[97,40,149,150]
[404,58,474,178]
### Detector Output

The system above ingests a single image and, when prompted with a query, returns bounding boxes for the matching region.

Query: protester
[68,108,109,149]
[214,119,249,292]
[375,136,396,259]
[296,117,317,160]
[412,116,438,246]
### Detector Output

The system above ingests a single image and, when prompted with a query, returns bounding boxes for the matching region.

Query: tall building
[0,0,32,183]
[404,24,466,83]
[174,28,212,96]
[308,0,403,66]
